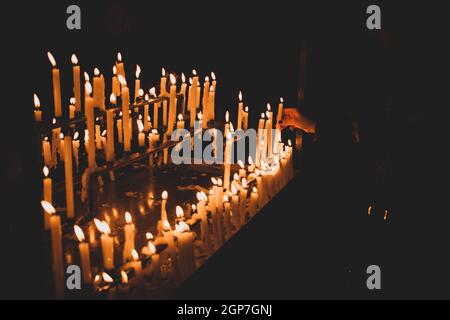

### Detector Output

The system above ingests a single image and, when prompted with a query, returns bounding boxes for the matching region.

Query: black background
[0,1,447,299]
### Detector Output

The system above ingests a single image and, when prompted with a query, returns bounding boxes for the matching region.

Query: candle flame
[85,82,92,96]
[33,94,40,108]
[162,190,168,200]
[74,132,79,140]
[253,186,258,193]
[179,221,190,232]
[211,177,218,185]
[137,120,144,133]
[41,200,56,215]
[74,225,85,242]
[225,111,230,122]
[238,160,245,169]
[43,166,49,177]
[70,97,76,105]
[267,103,271,111]
[266,111,271,119]
[189,78,193,85]
[209,85,214,93]
[136,65,141,78]
[198,112,203,121]
[113,65,117,75]
[94,218,111,235]
[181,73,186,83]
[121,271,128,284]
[161,67,166,77]
[280,97,284,103]
[261,113,265,119]
[60,133,64,139]
[226,132,232,141]
[149,87,156,97]
[242,178,248,189]
[118,75,127,86]
[131,249,139,261]
[176,206,184,219]
[288,139,292,147]
[245,106,249,112]
[248,156,254,165]
[205,76,210,82]
[117,52,122,62]
[384,210,389,221]
[149,242,156,255]
[218,178,223,187]
[102,272,114,283]
[125,212,132,224]
[47,52,56,67]
[178,114,183,122]
[368,206,372,216]
[231,184,237,195]
[229,122,234,133]
[71,54,78,65]
[83,72,89,82]
[138,88,144,97]
[110,93,117,105]
[144,94,149,101]
[234,173,239,181]
[94,68,100,76]
[146,232,154,240]
[239,91,243,102]
[211,72,216,81]
[170,73,176,85]
[192,69,197,76]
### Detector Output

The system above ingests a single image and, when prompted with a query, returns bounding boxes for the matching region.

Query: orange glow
[384,210,389,221]
[211,177,218,185]
[368,206,372,216]
[121,270,128,284]
[47,52,56,67]
[218,178,223,187]
[71,54,78,65]
[74,225,85,242]
[41,200,56,215]
[182,73,186,83]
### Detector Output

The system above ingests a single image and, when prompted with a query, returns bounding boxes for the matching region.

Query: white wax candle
[223,132,232,191]
[63,135,75,219]
[71,54,81,112]
[256,113,266,166]
[74,225,92,285]
[231,185,241,230]
[180,73,187,115]
[119,76,131,152]
[167,74,177,135]
[95,219,114,270]
[161,191,168,221]
[207,85,215,124]
[85,82,96,168]
[106,98,115,162]
[48,52,62,118]
[249,187,259,217]
[202,77,210,128]
[237,91,243,130]
[265,108,273,158]
[43,137,52,167]
[197,192,212,255]
[123,212,136,262]
[160,68,167,96]
[134,65,141,102]
[223,195,232,240]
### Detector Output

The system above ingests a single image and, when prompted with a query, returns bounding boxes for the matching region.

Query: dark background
[1,1,446,299]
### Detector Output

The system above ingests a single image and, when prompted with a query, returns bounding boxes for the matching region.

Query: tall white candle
[123,212,136,262]
[71,54,81,112]
[180,73,187,115]
[237,91,243,130]
[119,75,131,152]
[95,219,114,270]
[161,191,168,221]
[167,74,177,135]
[74,225,92,285]
[197,192,212,255]
[47,52,62,118]
[63,135,75,219]
[134,65,141,102]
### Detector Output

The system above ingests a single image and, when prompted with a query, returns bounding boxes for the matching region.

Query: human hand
[279,108,316,134]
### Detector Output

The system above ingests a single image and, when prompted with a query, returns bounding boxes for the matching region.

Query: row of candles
[41,141,294,297]
[36,51,294,297]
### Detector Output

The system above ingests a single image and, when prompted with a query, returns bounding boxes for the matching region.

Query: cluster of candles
[36,51,295,298]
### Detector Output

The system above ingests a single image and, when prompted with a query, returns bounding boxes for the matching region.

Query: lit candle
[175,221,195,280]
[72,132,80,172]
[223,132,233,191]
[208,189,221,250]
[116,52,126,79]
[256,113,265,166]
[69,97,76,120]
[59,133,65,162]
[94,219,114,270]
[276,97,284,122]
[180,73,187,115]
[266,105,273,158]
[33,94,42,122]
[243,106,249,130]
[134,65,141,102]
[42,137,52,167]
[144,93,150,132]
[167,74,177,135]
[150,87,159,129]
[177,114,185,130]
[117,112,123,144]
[207,85,215,124]
[42,166,52,229]
[249,186,258,217]
[202,76,210,128]
[47,52,62,118]
[137,119,145,147]
[188,78,195,128]
[63,134,75,219]
[192,69,199,110]
[71,54,81,112]
[112,65,120,97]
[160,67,167,96]
[93,68,105,110]
[106,94,116,162]
[41,201,64,298]
[123,212,136,262]
[197,191,212,254]
[85,82,96,168]
[224,111,230,138]
[119,75,131,152]
[74,225,92,285]
[211,72,217,93]
[237,91,244,130]
[161,191,168,221]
